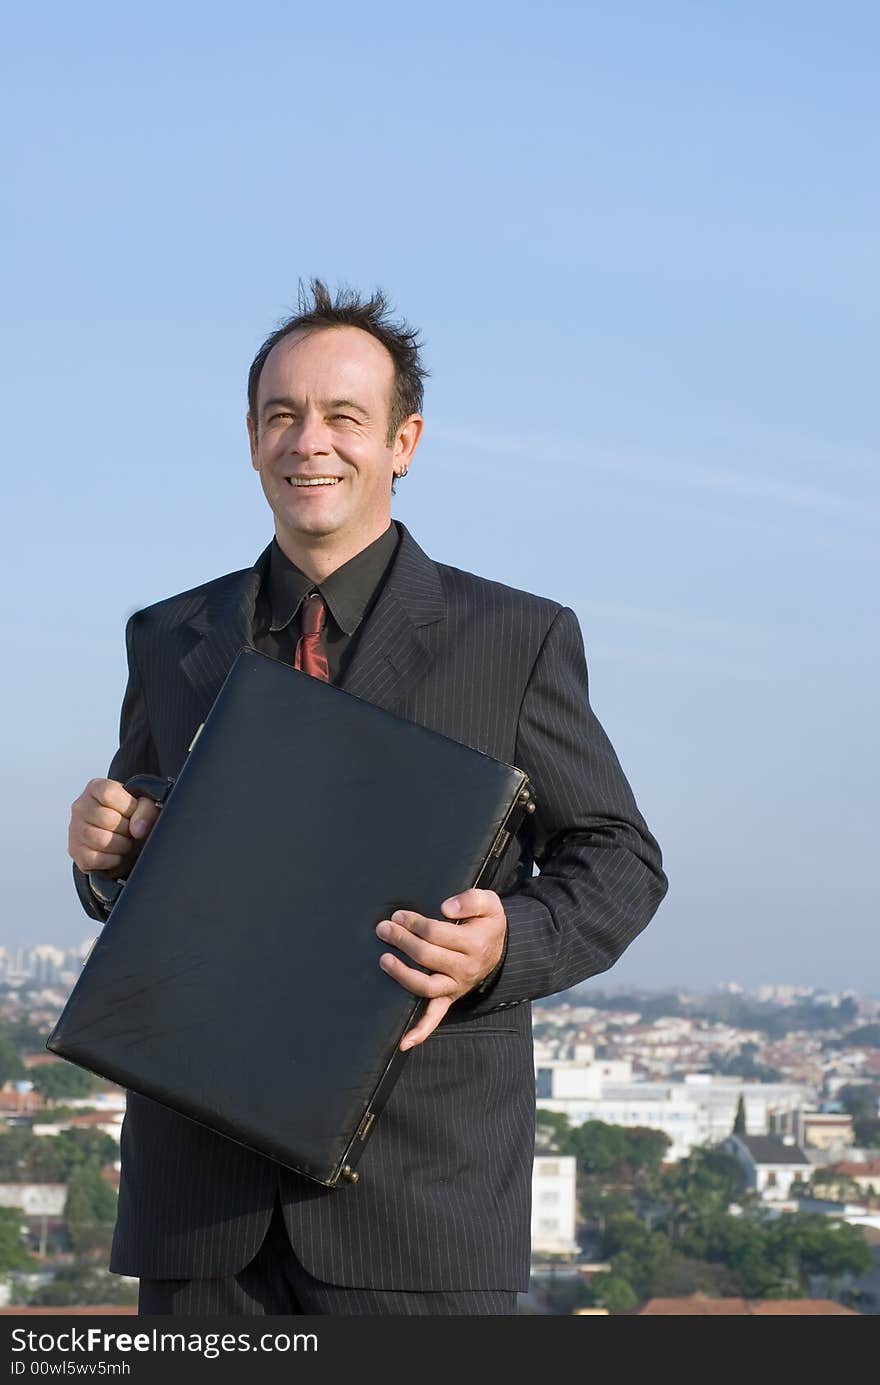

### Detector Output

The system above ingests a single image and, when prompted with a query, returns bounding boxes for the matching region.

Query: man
[68,281,667,1315]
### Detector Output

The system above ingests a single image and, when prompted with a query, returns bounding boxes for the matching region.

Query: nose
[291,407,331,459]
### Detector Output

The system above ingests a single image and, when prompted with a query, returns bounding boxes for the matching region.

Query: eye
[331,414,359,424]
[268,411,295,425]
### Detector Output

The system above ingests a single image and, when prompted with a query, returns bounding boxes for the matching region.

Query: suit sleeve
[463,605,667,1013]
[72,613,161,922]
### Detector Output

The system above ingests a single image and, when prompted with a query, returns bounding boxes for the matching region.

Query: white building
[33,1111,124,1142]
[29,946,67,985]
[724,1135,812,1202]
[0,1183,67,1216]
[536,1062,815,1160]
[536,1058,633,1101]
[531,1155,578,1256]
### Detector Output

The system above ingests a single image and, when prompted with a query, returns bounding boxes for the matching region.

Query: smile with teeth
[287,476,341,487]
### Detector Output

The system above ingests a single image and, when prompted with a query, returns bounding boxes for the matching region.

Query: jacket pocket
[430,1025,522,1038]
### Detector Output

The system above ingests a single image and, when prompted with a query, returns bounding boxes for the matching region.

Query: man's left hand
[375,888,507,1050]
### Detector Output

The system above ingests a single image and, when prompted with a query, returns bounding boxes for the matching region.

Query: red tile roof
[750,1301,859,1316]
[638,1296,858,1316]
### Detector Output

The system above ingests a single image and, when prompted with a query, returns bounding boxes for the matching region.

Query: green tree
[842,1024,880,1048]
[0,1207,36,1275]
[602,1211,650,1258]
[837,1083,880,1122]
[0,1038,26,1085]
[658,1146,746,1243]
[26,1264,137,1308]
[733,1094,746,1135]
[0,1131,66,1183]
[568,1121,631,1179]
[0,1020,49,1056]
[55,1129,118,1175]
[607,1234,672,1300]
[853,1118,880,1148]
[591,1272,639,1313]
[650,1251,741,1298]
[63,1166,117,1254]
[681,1213,792,1297]
[622,1127,671,1186]
[674,1208,871,1301]
[539,1275,593,1315]
[0,1129,117,1184]
[535,1110,573,1153]
[31,1063,99,1103]
[772,1214,872,1292]
[577,1184,632,1241]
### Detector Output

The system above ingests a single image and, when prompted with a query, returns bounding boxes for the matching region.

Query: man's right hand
[69,778,161,878]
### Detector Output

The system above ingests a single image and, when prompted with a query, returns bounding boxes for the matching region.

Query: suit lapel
[178,526,446,722]
[179,544,270,721]
[338,523,446,714]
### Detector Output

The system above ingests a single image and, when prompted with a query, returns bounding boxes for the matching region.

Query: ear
[246,413,259,470]
[393,413,424,475]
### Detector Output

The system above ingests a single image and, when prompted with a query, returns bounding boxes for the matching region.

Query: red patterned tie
[294,592,330,682]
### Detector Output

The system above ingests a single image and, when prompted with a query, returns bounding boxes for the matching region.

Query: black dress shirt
[252,522,400,684]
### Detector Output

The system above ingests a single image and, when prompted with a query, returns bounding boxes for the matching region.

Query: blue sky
[2,2,877,991]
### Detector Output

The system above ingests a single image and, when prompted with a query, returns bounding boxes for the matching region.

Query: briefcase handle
[123,773,176,806]
[87,773,176,911]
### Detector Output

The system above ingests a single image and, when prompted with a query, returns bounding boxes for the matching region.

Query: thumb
[130,798,160,840]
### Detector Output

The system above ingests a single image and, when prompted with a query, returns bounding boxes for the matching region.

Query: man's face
[248,326,414,554]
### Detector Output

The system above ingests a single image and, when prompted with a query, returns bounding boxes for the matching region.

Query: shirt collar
[267,522,400,635]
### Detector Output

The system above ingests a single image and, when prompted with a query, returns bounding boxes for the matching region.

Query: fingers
[81,801,136,833]
[69,778,161,874]
[379,910,472,954]
[376,896,508,1011]
[378,950,458,999]
[130,798,161,840]
[86,778,141,820]
[400,996,454,1051]
[79,823,135,857]
[73,848,128,873]
[440,888,500,920]
[376,915,470,975]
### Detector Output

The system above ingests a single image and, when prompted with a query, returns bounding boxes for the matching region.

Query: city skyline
[3,938,878,1007]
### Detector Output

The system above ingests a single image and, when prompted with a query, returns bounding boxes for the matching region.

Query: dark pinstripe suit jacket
[73,522,667,1290]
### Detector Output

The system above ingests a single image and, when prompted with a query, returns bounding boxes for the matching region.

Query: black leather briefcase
[48,648,533,1188]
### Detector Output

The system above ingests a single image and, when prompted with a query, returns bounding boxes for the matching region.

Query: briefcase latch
[489,828,510,859]
[517,785,536,813]
[356,1111,376,1142]
[340,1165,360,1184]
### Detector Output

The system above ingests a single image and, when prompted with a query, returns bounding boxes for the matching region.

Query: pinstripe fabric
[138,1200,518,1315]
[73,523,666,1290]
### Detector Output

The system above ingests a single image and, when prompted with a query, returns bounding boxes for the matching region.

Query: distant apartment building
[770,1107,855,1151]
[811,1160,880,1200]
[0,942,91,987]
[0,1184,67,1217]
[724,1134,812,1201]
[536,1056,634,1099]
[535,1060,815,1159]
[531,1156,577,1257]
